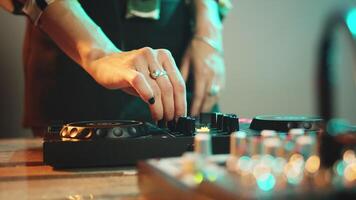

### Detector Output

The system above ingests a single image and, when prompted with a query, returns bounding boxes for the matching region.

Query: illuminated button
[61,127,68,137]
[69,128,78,138]
[196,127,210,133]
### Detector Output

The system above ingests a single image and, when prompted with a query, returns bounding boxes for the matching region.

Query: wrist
[81,41,120,75]
[194,0,223,43]
[76,23,121,69]
[192,35,224,56]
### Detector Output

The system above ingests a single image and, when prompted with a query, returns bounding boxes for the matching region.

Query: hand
[180,38,225,116]
[88,47,187,121]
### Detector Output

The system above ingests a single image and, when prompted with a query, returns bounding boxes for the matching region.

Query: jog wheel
[60,120,148,140]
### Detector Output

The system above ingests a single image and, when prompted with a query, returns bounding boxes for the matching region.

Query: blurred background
[0,0,355,137]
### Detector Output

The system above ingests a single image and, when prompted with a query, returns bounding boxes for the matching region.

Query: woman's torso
[23,0,193,127]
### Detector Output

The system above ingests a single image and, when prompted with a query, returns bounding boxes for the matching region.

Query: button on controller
[223,114,239,133]
[176,117,196,136]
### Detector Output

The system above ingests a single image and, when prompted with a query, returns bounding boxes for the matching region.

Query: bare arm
[39,0,119,74]
[0,0,187,121]
[0,0,14,12]
[180,0,226,116]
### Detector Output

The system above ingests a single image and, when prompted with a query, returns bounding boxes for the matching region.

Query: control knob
[176,117,196,136]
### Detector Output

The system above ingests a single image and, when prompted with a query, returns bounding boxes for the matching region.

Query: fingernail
[148,97,155,105]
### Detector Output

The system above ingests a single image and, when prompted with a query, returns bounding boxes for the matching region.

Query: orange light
[305,155,320,174]
[343,150,356,164]
[344,163,356,182]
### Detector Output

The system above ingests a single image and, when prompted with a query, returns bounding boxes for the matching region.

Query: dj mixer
[137,117,356,200]
[43,113,322,168]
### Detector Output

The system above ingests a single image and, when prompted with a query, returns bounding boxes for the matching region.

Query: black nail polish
[148,97,155,105]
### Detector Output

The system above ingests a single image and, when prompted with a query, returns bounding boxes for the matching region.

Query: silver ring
[208,85,220,96]
[150,69,167,80]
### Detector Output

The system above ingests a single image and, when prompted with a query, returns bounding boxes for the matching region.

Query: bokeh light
[344,163,356,182]
[273,157,287,174]
[256,173,276,191]
[334,161,346,176]
[237,156,252,174]
[346,8,356,37]
[194,172,204,184]
[305,155,320,174]
[343,150,356,164]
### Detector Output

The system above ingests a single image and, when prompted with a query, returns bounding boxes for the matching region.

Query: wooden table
[0,138,140,199]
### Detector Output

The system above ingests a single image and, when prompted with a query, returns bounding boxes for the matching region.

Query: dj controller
[43,113,322,168]
[43,113,356,199]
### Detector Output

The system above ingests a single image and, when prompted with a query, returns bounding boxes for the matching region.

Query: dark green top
[22,0,201,127]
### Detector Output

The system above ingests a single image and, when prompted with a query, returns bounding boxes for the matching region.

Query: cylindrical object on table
[230,131,247,156]
[194,133,212,156]
[262,137,281,156]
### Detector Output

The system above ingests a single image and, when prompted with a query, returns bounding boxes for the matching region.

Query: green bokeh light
[256,173,276,192]
[287,175,303,185]
[285,141,295,152]
[238,156,251,171]
[194,172,204,184]
[346,8,356,37]
[336,161,345,176]
[207,172,218,182]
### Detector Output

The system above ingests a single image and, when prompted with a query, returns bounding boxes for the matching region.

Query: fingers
[113,47,187,121]
[142,47,175,121]
[158,49,187,118]
[201,95,218,112]
[190,59,219,116]
[201,79,219,112]
[180,47,191,82]
[133,48,163,121]
[190,72,207,116]
[145,78,164,121]
[124,69,155,105]
[122,87,139,97]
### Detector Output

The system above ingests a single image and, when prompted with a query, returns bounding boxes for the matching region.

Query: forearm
[0,0,14,12]
[193,0,222,42]
[39,0,119,75]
